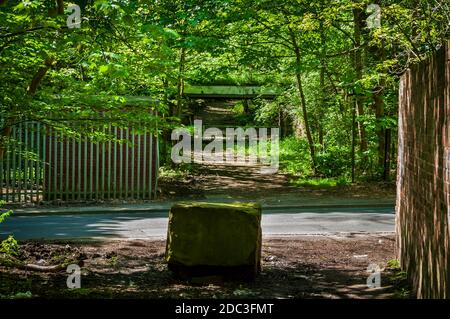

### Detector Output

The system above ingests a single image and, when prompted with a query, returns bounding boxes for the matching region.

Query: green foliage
[279,137,312,177]
[0,201,18,258]
[291,177,350,188]
[253,99,281,127]
[159,166,192,180]
[386,259,411,299]
[387,259,401,270]
[279,133,369,181]
[0,208,12,224]
[315,145,351,178]
[0,0,180,149]
[108,255,119,268]
[0,235,20,257]
[1,0,449,182]
[0,291,33,299]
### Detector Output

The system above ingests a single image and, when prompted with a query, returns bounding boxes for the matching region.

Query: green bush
[0,235,20,257]
[315,145,351,178]
[0,204,12,224]
[278,136,312,177]
[0,201,19,258]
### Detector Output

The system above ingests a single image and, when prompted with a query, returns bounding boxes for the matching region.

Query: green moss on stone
[166,202,262,270]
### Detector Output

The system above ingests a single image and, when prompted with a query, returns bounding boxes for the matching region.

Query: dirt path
[194,100,238,127]
[0,235,407,299]
[160,159,395,201]
[160,99,396,201]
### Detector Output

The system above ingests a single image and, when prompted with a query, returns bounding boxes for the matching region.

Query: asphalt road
[0,206,395,240]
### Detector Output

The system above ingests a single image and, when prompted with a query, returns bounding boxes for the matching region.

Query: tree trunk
[383,129,391,181]
[318,20,326,149]
[353,8,368,154]
[371,37,387,171]
[243,99,250,114]
[373,83,385,167]
[160,76,171,165]
[176,47,186,118]
[288,28,317,172]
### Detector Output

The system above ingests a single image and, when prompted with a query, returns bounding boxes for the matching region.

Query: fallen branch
[1,255,68,272]
[23,263,65,272]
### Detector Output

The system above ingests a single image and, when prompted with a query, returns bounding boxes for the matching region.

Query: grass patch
[385,259,412,299]
[278,137,312,177]
[290,177,351,187]
[159,164,198,180]
[0,291,33,299]
[0,254,25,268]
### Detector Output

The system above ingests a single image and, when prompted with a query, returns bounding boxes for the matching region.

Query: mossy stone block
[166,202,262,279]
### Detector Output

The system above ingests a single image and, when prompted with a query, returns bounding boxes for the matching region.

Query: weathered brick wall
[396,42,450,298]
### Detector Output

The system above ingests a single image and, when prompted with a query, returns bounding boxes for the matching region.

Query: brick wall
[396,42,450,298]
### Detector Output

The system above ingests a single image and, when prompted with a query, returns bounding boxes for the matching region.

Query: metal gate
[0,122,45,203]
[0,121,159,203]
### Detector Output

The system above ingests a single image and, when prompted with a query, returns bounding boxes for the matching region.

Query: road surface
[0,206,395,240]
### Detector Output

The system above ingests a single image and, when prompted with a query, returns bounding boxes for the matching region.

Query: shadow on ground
[0,236,407,299]
[0,213,168,240]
